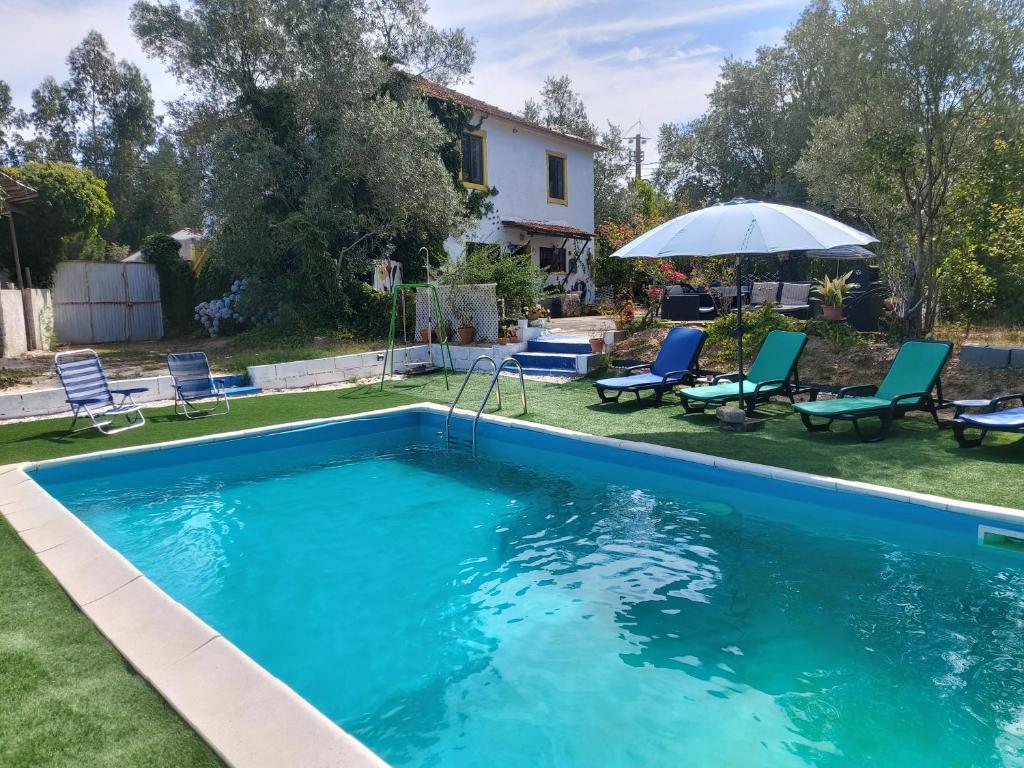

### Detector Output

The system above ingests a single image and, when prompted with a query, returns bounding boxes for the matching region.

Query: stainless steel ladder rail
[445,356,501,449]
[472,358,527,456]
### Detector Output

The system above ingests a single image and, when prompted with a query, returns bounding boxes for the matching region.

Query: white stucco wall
[444,113,597,301]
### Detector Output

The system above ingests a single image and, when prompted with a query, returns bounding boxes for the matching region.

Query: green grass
[0,518,222,767]
[1,371,1022,765]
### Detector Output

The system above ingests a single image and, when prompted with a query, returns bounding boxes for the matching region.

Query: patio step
[511,351,579,372]
[526,335,593,355]
[516,366,581,378]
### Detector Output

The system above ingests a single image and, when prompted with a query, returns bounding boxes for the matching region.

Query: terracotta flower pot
[822,305,843,322]
[589,337,605,354]
[419,328,431,343]
[457,326,475,345]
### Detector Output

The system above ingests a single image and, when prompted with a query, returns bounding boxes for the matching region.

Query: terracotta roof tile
[415,77,605,153]
[502,219,593,239]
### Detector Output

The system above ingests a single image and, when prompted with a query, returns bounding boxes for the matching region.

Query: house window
[546,151,567,204]
[461,131,486,189]
[539,246,567,273]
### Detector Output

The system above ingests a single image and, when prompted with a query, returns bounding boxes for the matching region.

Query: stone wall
[22,289,53,352]
[0,289,27,357]
[960,345,1024,369]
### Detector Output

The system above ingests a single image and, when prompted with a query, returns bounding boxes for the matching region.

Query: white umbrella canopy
[608,199,878,421]
[610,198,878,259]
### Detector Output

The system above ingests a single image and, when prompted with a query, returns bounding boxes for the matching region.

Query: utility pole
[627,132,648,182]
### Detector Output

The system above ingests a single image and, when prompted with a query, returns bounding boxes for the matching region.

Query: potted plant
[815,271,857,321]
[499,320,518,344]
[589,336,605,354]
[453,314,475,345]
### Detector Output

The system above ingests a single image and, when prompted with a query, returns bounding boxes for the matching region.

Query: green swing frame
[379,282,454,391]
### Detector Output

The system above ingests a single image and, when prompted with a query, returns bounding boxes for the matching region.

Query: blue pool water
[32,413,1024,767]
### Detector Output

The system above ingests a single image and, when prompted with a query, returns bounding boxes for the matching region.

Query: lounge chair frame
[798,340,951,443]
[596,364,703,404]
[678,331,810,416]
[168,352,230,419]
[952,394,1024,448]
[679,367,808,416]
[55,349,147,435]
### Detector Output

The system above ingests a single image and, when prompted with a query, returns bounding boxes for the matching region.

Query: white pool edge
[2,404,1022,768]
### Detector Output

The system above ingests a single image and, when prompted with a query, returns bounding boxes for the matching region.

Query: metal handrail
[445,356,500,449]
[472,358,527,456]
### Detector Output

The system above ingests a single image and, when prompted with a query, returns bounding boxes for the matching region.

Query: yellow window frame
[546,150,568,205]
[461,129,488,190]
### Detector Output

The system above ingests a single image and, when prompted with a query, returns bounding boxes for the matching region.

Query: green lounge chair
[677,330,809,416]
[793,339,951,443]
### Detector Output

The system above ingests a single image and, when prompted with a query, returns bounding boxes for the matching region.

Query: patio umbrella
[609,198,878,411]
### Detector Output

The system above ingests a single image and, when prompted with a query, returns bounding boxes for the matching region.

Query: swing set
[379,282,454,390]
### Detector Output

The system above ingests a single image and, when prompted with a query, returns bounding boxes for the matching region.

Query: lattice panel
[416,283,500,343]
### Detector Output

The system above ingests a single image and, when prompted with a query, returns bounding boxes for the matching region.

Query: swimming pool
[22,406,1024,767]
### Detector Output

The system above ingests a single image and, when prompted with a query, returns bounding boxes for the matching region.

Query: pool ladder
[444,355,527,456]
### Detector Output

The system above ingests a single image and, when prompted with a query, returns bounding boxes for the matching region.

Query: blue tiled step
[512,351,579,371]
[213,375,261,397]
[526,335,593,354]
[224,385,261,397]
[517,367,581,378]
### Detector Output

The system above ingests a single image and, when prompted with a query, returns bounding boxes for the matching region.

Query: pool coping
[3,403,1023,768]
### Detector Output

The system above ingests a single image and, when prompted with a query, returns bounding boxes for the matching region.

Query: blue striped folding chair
[54,349,147,434]
[167,352,229,418]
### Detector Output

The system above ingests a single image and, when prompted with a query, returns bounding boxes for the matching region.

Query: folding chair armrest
[625,363,652,374]
[713,371,741,384]
[67,397,104,406]
[110,387,148,395]
[989,393,1024,410]
[838,384,876,398]
[889,391,932,408]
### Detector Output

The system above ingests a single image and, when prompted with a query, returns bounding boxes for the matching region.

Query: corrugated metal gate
[53,262,164,344]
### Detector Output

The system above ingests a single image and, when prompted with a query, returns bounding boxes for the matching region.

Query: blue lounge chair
[54,349,147,434]
[167,352,230,418]
[953,394,1024,447]
[594,327,707,404]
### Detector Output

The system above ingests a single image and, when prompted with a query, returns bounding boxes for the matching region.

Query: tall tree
[23,77,77,163]
[65,31,119,174]
[523,75,598,141]
[131,0,474,327]
[799,0,1024,330]
[0,81,23,165]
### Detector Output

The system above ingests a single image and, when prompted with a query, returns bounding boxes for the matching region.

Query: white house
[123,228,205,268]
[418,78,602,303]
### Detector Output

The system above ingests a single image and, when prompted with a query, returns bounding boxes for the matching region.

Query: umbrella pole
[736,256,745,412]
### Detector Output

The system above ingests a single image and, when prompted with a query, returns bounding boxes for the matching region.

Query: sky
[2,0,807,168]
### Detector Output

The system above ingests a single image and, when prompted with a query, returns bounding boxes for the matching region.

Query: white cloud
[2,0,180,114]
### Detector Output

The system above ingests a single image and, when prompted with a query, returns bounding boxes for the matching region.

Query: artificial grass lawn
[0,516,222,768]
[1,371,1022,766]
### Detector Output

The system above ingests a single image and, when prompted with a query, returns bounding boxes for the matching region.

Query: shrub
[705,305,801,356]
[142,233,196,336]
[804,317,865,348]
[938,249,996,332]
[343,282,391,339]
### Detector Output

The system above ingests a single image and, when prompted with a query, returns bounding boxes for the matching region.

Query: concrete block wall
[0,289,27,357]
[22,289,53,351]
[960,345,1019,368]
[0,375,176,421]
[247,345,432,390]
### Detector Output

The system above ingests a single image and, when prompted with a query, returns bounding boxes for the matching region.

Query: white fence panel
[53,262,164,344]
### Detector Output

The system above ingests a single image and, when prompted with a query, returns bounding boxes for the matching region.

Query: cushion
[960,407,1024,430]
[677,379,782,402]
[793,396,891,417]
[596,373,682,391]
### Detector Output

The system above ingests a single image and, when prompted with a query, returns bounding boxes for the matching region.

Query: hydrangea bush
[194,279,249,337]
